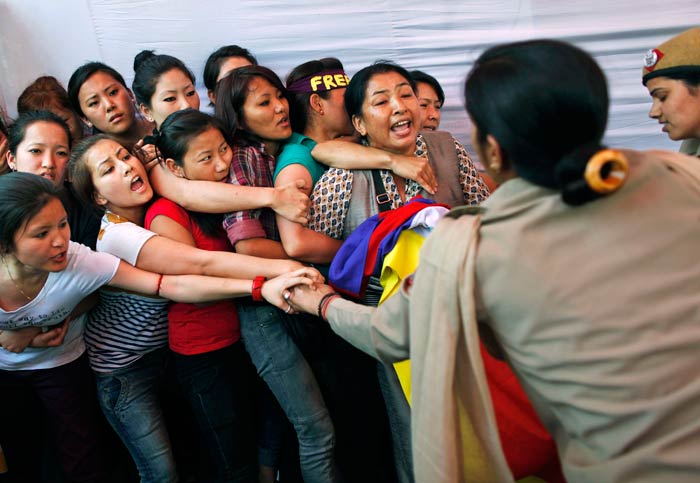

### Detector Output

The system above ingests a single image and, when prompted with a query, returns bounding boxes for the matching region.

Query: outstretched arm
[148,163,310,224]
[133,231,302,279]
[288,282,410,363]
[312,139,437,194]
[108,261,321,310]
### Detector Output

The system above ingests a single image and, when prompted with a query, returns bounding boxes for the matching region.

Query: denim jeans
[94,347,177,483]
[170,343,257,482]
[237,302,337,483]
[377,363,415,483]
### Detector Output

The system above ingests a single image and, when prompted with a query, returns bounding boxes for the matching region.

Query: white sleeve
[97,221,156,265]
[67,242,121,293]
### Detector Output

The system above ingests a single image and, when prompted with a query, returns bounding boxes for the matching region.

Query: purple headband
[286,69,350,94]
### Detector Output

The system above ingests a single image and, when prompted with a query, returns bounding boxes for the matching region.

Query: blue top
[273,132,325,184]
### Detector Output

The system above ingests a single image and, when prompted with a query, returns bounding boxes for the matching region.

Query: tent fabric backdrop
[0,0,698,152]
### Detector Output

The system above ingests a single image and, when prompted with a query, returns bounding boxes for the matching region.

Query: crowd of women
[0,25,699,483]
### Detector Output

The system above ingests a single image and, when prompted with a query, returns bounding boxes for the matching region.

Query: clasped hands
[261,267,336,316]
[0,318,71,353]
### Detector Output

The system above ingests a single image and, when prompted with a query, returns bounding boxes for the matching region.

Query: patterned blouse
[309,133,490,239]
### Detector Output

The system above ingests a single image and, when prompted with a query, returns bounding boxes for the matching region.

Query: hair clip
[584,149,629,194]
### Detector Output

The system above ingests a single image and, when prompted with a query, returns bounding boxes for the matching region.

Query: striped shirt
[86,212,168,373]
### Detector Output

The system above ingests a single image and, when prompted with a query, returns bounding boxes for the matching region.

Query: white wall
[1,0,698,151]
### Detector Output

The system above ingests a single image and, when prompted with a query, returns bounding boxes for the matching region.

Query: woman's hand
[271,180,311,225]
[0,326,42,353]
[287,283,336,316]
[30,319,70,348]
[262,267,323,312]
[133,139,162,172]
[389,154,438,194]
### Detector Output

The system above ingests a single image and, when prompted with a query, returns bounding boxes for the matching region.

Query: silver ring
[285,304,293,314]
[283,291,290,301]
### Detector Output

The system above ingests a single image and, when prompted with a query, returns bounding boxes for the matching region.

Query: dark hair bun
[133,50,156,72]
[555,143,604,206]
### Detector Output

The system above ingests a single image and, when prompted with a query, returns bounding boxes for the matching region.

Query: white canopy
[1,0,697,152]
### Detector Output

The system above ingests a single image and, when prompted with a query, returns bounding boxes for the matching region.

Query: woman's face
[353,71,420,155]
[78,71,137,135]
[86,138,153,211]
[416,81,442,131]
[320,88,354,137]
[11,197,70,272]
[208,57,254,104]
[647,76,700,140]
[217,57,254,84]
[141,68,200,129]
[7,121,70,186]
[177,127,232,182]
[242,76,292,142]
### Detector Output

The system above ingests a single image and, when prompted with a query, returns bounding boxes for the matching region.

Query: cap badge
[643,48,663,71]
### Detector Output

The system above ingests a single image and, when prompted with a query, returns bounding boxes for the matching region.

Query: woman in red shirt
[144,112,257,482]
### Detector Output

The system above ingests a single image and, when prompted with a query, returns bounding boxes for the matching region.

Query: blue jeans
[170,343,257,482]
[377,363,414,483]
[94,348,177,483]
[237,302,337,483]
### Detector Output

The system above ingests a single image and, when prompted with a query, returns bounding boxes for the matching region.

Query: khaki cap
[642,27,700,85]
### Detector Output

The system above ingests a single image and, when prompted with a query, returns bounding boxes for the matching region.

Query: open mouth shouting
[130,175,145,192]
[391,119,413,137]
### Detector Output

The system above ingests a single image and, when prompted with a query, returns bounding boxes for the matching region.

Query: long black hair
[203,45,258,93]
[465,39,609,205]
[344,61,416,120]
[0,172,66,254]
[214,65,286,145]
[286,57,346,133]
[8,110,73,155]
[132,50,196,108]
[157,109,227,237]
[68,62,128,118]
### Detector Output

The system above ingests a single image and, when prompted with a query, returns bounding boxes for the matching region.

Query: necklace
[2,257,34,302]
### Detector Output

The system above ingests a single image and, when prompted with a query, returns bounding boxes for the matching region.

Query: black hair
[286,57,346,133]
[68,134,113,215]
[214,65,286,145]
[0,172,66,253]
[410,70,445,105]
[132,50,196,108]
[156,109,227,238]
[465,39,609,206]
[660,71,700,91]
[203,45,258,92]
[344,61,417,120]
[8,110,72,155]
[68,62,128,117]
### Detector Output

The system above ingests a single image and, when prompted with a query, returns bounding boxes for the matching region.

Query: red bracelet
[251,276,266,302]
[318,293,340,321]
[156,274,164,297]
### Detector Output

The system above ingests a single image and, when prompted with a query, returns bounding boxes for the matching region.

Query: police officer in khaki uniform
[643,27,700,156]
